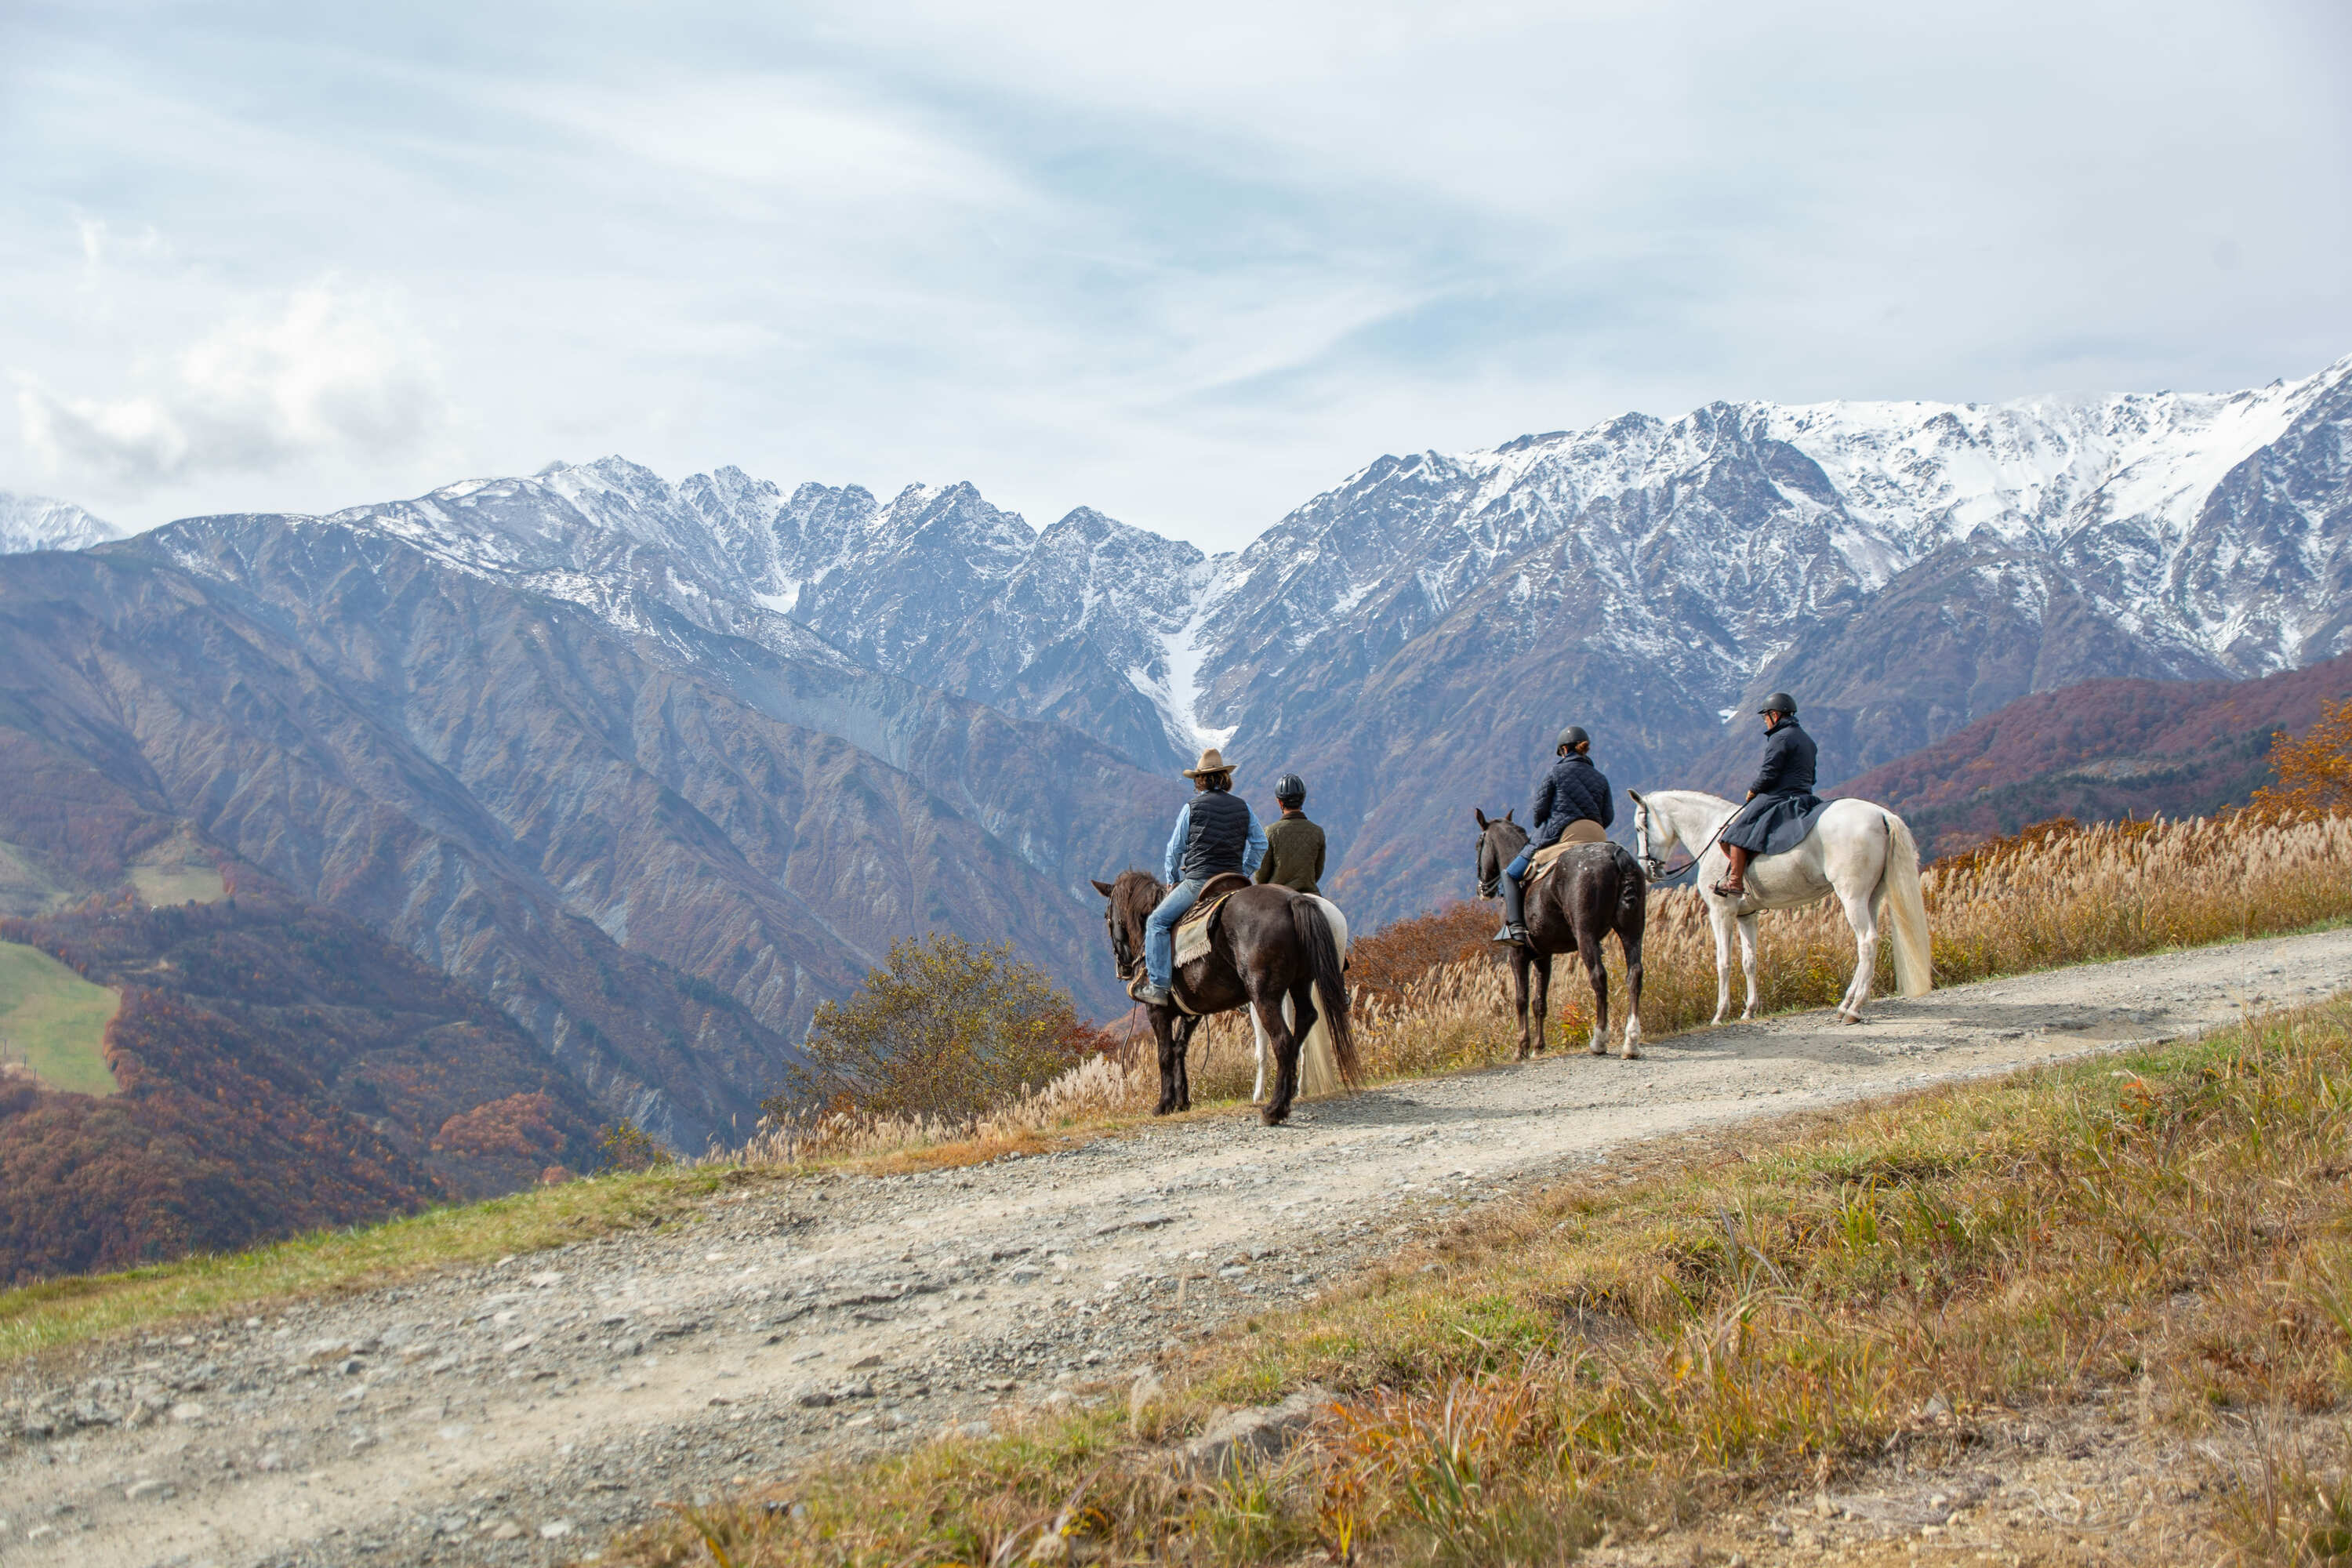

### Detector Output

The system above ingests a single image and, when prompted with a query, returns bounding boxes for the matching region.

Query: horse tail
[1877,809,1933,997]
[1609,842,1646,931]
[1293,896,1360,1089]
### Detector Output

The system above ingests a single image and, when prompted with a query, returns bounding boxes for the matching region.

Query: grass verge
[605,993,2352,1566]
[0,1163,758,1365]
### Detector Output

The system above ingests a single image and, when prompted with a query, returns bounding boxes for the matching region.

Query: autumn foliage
[0,894,601,1285]
[1343,899,1495,1005]
[777,934,1109,1128]
[2250,695,2352,818]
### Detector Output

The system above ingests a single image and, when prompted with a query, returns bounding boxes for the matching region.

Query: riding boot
[1492,872,1530,946]
[1713,844,1749,898]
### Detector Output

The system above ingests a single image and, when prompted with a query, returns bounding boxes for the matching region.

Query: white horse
[1249,895,1348,1103]
[1628,789,1932,1025]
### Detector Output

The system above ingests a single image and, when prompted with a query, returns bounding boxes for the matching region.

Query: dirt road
[5,929,2347,1567]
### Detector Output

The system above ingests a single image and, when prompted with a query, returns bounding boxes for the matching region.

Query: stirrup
[1130,978,1173,1006]
[1491,924,1530,946]
[1711,880,1745,899]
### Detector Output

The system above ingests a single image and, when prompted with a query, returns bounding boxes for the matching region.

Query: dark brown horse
[1472,809,1648,1059]
[1091,872,1359,1124]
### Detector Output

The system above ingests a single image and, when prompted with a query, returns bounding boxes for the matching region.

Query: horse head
[1629,789,1669,880]
[1470,806,1523,898]
[1090,871,1161,982]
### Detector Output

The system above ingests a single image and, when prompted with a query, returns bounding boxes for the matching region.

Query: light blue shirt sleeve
[1243,804,1268,876]
[1163,803,1191,884]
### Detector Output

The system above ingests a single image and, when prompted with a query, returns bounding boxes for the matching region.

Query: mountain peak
[0,491,126,554]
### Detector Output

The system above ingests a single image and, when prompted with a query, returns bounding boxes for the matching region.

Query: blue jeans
[1144,878,1205,989]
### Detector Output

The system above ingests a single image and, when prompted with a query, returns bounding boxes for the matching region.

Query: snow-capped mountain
[1176,355,2352,916]
[0,491,124,554]
[34,350,2352,953]
[183,351,2350,920]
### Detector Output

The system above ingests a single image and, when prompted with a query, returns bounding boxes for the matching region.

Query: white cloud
[17,282,449,490]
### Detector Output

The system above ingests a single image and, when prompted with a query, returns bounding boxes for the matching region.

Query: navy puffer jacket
[1529,753,1614,848]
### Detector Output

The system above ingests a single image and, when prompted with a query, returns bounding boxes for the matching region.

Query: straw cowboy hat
[1181,747,1238,779]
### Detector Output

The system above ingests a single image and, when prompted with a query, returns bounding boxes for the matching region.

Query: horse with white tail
[1628,789,1933,1024]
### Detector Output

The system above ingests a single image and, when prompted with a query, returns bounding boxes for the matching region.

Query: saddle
[1525,820,1607,884]
[1174,872,1250,938]
[1170,873,1253,1004]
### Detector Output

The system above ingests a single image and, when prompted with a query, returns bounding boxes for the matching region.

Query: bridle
[1636,797,1726,882]
[1474,822,1510,898]
[1103,873,1162,982]
[1635,802,1667,880]
[1105,898,1139,981]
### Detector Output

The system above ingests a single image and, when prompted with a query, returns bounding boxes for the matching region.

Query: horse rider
[1712,692,1820,898]
[1494,726,1613,946]
[1131,747,1268,1006]
[1254,772,1325,895]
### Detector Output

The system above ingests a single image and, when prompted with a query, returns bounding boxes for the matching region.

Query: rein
[1640,799,1741,881]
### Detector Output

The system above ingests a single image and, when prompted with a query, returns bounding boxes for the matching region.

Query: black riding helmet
[1555,725,1588,751]
[1274,771,1306,805]
[1756,692,1797,717]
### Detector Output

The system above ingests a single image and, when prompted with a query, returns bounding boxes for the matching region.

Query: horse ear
[1473,807,1489,829]
[1627,788,1644,804]
[1090,879,1116,898]
[1504,808,1515,822]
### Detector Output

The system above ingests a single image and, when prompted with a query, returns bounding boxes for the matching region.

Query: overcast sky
[4,2,2348,549]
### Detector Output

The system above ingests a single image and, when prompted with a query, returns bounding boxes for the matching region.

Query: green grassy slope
[0,939,118,1095]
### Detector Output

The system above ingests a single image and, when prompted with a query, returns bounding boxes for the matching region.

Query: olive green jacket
[1254,813,1326,895]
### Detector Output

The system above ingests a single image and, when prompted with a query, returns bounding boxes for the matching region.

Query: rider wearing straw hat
[1132,747,1269,1006]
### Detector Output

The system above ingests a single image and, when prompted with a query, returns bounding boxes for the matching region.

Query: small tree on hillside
[2251,697,2352,818]
[782,935,1103,1125]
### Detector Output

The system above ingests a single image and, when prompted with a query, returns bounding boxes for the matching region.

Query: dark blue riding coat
[1719,716,1827,855]
[1528,753,1614,849]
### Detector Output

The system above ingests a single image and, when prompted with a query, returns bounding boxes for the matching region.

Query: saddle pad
[1173,895,1233,970]
[1527,820,1607,880]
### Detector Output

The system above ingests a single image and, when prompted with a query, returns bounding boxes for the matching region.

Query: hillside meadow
[0,938,118,1097]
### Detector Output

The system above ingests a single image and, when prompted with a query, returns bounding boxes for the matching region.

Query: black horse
[1472,809,1648,1060]
[1092,871,1358,1123]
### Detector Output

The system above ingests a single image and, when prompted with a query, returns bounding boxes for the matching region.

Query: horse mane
[1639,787,1737,815]
[1110,867,1163,922]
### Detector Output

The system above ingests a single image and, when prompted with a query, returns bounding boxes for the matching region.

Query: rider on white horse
[1712,692,1824,899]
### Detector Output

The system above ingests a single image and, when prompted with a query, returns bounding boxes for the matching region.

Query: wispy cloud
[17,283,449,488]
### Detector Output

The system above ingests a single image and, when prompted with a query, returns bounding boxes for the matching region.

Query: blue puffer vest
[1181,789,1252,880]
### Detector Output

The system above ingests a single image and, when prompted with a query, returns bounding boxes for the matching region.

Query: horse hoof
[1621,1047,1643,1060]
[1260,1105,1290,1127]
[1586,1043,1607,1057]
